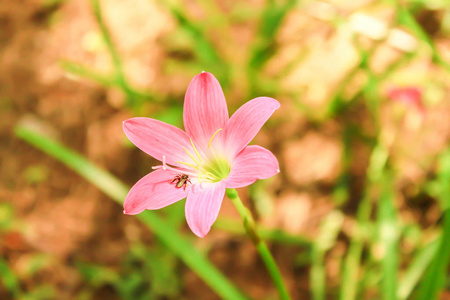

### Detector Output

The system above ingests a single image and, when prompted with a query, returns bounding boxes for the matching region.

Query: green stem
[89,0,138,106]
[214,218,311,246]
[226,188,291,300]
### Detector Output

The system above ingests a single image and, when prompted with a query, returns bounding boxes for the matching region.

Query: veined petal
[123,117,192,166]
[123,169,188,215]
[217,97,280,157]
[185,182,225,238]
[224,145,279,188]
[183,72,229,149]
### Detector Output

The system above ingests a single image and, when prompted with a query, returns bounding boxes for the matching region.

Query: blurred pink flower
[387,86,425,113]
[122,72,280,237]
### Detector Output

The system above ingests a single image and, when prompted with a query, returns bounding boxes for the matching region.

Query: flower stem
[226,188,291,300]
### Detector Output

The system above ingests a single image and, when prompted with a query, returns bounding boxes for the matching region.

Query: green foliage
[311,211,344,300]
[0,256,21,299]
[415,149,450,300]
[77,243,181,299]
[248,0,297,71]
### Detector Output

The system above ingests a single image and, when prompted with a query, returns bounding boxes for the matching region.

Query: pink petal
[123,117,192,166]
[215,97,280,157]
[185,182,225,238]
[224,145,279,188]
[387,86,425,113]
[183,72,229,149]
[123,169,188,215]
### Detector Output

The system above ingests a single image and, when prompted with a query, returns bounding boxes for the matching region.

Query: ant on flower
[171,174,191,190]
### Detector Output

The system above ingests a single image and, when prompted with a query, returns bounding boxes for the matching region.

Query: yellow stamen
[190,139,202,161]
[174,161,198,169]
[208,128,223,148]
[182,147,200,166]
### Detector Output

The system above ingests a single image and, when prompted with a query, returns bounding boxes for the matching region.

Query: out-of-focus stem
[226,188,291,300]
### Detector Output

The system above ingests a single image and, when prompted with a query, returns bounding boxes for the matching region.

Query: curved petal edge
[217,97,280,157]
[224,145,279,188]
[123,117,192,166]
[123,169,188,215]
[185,182,225,238]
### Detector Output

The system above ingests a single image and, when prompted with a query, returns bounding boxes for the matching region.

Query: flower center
[202,156,231,182]
[175,129,231,183]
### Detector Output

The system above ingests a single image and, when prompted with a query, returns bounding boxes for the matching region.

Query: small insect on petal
[171,174,192,190]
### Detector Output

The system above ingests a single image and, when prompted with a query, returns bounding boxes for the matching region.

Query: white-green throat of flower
[175,129,230,183]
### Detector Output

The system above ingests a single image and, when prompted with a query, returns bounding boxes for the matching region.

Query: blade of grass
[246,0,297,95]
[397,238,439,300]
[416,149,450,300]
[89,0,122,75]
[378,174,399,300]
[340,139,390,300]
[87,0,161,106]
[14,124,248,300]
[89,0,129,99]
[160,0,229,85]
[248,0,297,71]
[395,3,450,73]
[60,0,160,106]
[61,60,115,86]
[416,209,450,300]
[339,194,372,300]
[310,211,344,300]
[60,60,156,101]
[194,0,231,34]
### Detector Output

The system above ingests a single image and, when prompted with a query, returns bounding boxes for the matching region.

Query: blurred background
[1,0,450,299]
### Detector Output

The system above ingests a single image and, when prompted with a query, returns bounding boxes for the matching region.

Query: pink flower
[387,86,425,113]
[122,72,280,237]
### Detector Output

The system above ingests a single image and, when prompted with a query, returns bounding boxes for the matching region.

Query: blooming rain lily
[122,72,280,237]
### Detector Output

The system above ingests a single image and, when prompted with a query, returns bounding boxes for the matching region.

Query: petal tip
[276,168,280,173]
[271,98,281,110]
[193,228,209,238]
[122,119,131,130]
[196,232,207,238]
[195,71,214,80]
[123,208,136,215]
[262,97,281,110]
